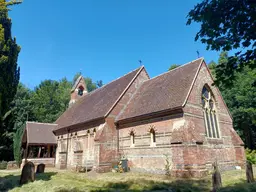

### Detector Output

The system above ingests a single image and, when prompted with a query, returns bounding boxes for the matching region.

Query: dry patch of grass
[0,168,256,192]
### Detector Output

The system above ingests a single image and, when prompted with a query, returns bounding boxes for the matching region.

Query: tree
[224,67,256,149]
[96,80,103,88]
[32,79,71,123]
[13,122,24,167]
[1,83,33,161]
[168,64,180,71]
[0,0,21,161]
[210,52,256,149]
[208,60,217,80]
[84,77,97,92]
[10,83,35,124]
[187,0,256,86]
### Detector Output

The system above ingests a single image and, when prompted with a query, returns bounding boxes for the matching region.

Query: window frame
[150,128,156,147]
[202,86,221,139]
[130,131,135,147]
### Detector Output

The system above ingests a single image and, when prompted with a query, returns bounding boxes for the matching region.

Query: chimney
[69,76,88,107]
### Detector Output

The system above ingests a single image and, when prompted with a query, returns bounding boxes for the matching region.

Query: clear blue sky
[10,0,222,89]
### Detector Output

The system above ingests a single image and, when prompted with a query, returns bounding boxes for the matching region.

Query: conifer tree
[0,0,21,160]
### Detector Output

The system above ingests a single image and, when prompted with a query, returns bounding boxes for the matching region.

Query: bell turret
[69,76,88,107]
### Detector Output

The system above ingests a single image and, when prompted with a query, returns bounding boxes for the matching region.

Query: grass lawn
[0,168,256,192]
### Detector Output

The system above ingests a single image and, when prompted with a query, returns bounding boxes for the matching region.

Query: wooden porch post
[37,147,41,158]
[25,143,28,161]
[47,144,50,157]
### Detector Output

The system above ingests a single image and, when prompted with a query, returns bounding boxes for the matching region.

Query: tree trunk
[243,122,253,149]
[246,161,254,183]
[212,161,222,192]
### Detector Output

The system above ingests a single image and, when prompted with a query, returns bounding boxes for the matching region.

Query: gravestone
[19,161,35,185]
[36,163,45,173]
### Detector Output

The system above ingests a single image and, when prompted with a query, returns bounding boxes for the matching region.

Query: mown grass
[0,168,256,192]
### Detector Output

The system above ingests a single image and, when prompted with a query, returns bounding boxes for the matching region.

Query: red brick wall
[95,68,149,172]
[183,61,245,170]
[118,114,185,174]
[117,62,245,177]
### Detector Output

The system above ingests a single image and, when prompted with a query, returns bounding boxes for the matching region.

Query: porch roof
[22,121,57,145]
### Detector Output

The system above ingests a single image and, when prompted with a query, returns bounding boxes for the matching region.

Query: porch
[21,121,57,168]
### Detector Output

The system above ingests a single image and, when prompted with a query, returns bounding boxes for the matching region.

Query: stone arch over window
[78,86,84,96]
[130,131,135,146]
[202,85,220,138]
[93,128,96,138]
[148,126,157,146]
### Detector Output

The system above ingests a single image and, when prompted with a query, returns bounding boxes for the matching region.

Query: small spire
[138,60,142,66]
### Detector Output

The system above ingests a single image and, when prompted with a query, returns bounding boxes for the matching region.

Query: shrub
[0,161,7,169]
[245,148,256,164]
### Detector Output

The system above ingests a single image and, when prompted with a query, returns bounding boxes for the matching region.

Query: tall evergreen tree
[13,122,24,166]
[0,0,21,160]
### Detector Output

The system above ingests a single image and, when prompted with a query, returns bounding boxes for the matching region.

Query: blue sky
[10,0,222,89]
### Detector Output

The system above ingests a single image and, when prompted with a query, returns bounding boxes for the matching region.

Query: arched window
[93,128,96,138]
[130,131,135,146]
[150,128,156,146]
[87,130,91,148]
[202,86,220,138]
[78,86,84,96]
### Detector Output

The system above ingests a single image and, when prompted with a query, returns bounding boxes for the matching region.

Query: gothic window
[150,128,156,146]
[202,86,220,138]
[93,128,96,138]
[78,86,84,96]
[130,131,135,146]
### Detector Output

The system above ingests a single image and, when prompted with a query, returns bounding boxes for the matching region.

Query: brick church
[22,58,245,177]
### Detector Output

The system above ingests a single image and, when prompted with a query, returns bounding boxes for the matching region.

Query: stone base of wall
[130,167,208,178]
[172,169,208,178]
[55,163,66,169]
[21,158,55,169]
[95,165,112,173]
[7,161,19,170]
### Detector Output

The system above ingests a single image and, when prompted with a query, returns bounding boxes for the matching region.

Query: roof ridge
[81,66,144,97]
[26,121,58,125]
[146,57,204,82]
[105,66,146,117]
[182,58,204,107]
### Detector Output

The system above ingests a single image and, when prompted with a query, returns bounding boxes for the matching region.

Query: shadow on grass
[0,172,57,191]
[88,178,211,192]
[218,180,256,192]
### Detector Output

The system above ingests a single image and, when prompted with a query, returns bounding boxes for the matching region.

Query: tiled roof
[24,122,57,145]
[54,67,142,131]
[116,58,203,122]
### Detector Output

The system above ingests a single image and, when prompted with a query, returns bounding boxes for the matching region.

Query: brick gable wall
[117,61,245,177]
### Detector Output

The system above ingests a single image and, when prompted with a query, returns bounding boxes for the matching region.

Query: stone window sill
[74,150,83,153]
[150,143,156,147]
